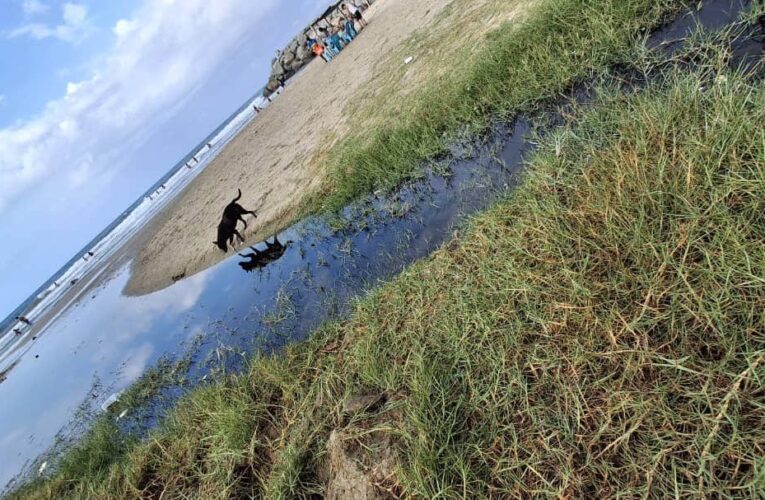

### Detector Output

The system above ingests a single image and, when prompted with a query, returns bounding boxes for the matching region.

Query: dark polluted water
[2,0,764,490]
[0,119,534,489]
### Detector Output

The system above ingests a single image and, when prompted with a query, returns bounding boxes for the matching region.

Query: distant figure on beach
[344,2,367,28]
[237,236,290,273]
[13,328,23,336]
[326,27,344,55]
[15,316,32,326]
[309,29,333,62]
[342,18,358,43]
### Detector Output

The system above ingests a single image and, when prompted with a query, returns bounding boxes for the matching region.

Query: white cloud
[0,0,279,214]
[67,154,91,187]
[112,19,136,38]
[62,2,86,25]
[7,2,91,43]
[65,81,82,96]
[21,0,49,16]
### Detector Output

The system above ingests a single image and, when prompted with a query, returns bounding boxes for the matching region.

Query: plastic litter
[101,390,124,412]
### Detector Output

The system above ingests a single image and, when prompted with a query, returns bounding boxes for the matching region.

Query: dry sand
[126,0,521,295]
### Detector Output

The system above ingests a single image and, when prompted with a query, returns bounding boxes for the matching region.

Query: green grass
[14,58,765,499]
[306,0,681,213]
[10,1,765,498]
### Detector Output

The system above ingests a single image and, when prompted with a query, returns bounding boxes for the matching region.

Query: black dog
[213,189,257,252]
[238,236,290,272]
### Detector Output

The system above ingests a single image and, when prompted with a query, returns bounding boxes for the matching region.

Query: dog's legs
[238,215,248,230]
[234,229,245,244]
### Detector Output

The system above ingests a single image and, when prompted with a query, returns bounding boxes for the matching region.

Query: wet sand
[126,0,459,295]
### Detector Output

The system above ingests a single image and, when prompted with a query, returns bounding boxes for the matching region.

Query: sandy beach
[125,0,464,295]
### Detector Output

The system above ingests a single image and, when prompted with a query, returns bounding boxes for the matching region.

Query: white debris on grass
[101,390,124,412]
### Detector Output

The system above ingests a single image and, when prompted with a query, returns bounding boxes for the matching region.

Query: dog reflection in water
[238,236,291,272]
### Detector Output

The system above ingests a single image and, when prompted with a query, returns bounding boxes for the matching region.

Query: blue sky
[0,0,331,318]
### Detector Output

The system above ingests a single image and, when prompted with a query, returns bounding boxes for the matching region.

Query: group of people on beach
[12,315,32,336]
[308,1,371,62]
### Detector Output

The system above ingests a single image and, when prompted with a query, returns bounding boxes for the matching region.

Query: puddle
[1,0,764,491]
[0,120,533,489]
[648,0,751,52]
[647,0,764,70]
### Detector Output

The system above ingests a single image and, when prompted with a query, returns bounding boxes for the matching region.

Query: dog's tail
[232,189,242,203]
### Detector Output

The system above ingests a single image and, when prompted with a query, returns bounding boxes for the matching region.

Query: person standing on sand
[313,40,332,62]
[319,27,341,56]
[340,19,356,44]
[343,2,367,29]
[327,27,344,53]
[309,28,333,62]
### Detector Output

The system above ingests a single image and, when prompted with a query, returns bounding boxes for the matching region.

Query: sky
[0,0,331,318]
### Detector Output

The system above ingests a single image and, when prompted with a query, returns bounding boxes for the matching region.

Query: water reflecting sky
[0,119,533,490]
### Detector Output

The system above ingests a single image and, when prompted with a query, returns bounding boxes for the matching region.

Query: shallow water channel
[0,118,533,488]
[1,0,763,490]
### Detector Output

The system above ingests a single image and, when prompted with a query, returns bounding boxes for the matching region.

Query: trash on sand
[116,409,128,421]
[38,462,47,475]
[404,56,414,65]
